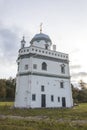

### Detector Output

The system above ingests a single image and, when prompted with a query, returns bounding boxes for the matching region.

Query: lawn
[0,102,87,130]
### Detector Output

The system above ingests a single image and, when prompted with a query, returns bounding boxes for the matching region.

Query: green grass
[0,102,13,106]
[0,102,87,120]
[0,102,87,130]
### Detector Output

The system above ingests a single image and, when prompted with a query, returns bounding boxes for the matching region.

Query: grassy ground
[0,102,87,130]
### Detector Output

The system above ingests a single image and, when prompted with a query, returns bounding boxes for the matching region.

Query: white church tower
[14,25,73,108]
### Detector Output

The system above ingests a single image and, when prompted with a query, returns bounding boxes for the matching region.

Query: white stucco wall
[18,57,69,77]
[15,74,73,108]
[30,75,73,108]
[15,45,73,108]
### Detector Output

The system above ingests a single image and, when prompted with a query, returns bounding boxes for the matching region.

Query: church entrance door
[41,94,46,108]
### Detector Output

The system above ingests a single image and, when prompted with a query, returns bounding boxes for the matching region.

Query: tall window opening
[25,64,28,70]
[32,94,36,101]
[60,82,64,88]
[33,64,37,69]
[61,64,65,73]
[42,62,47,70]
[51,95,54,102]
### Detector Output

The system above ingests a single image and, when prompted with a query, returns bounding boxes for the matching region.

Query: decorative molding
[17,71,70,79]
[18,53,69,64]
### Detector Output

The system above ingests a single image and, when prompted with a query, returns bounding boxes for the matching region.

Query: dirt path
[0,114,87,124]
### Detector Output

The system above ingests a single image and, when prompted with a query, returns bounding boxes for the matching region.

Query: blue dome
[30,33,52,44]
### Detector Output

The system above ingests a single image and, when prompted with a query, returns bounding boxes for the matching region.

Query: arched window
[61,64,65,73]
[42,62,47,70]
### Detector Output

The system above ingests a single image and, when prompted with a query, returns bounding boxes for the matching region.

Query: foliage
[72,81,87,103]
[0,78,16,101]
[0,79,6,99]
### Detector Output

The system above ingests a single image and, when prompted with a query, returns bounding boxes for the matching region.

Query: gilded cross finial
[40,23,43,33]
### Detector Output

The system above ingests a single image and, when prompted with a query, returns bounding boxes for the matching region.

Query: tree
[0,78,16,101]
[0,79,6,100]
[77,89,87,103]
[71,84,79,103]
[79,80,87,90]
[6,78,16,100]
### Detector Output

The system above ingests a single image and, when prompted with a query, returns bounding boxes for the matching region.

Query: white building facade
[14,30,73,108]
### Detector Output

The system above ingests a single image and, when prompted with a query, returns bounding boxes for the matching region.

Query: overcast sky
[0,0,87,83]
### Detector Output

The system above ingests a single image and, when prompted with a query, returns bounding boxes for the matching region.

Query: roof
[30,33,52,44]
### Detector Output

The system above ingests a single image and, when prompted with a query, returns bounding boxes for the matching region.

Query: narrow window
[25,64,28,70]
[51,95,54,102]
[18,62,20,71]
[41,85,45,91]
[32,94,36,101]
[42,62,47,70]
[33,64,37,69]
[60,82,64,88]
[61,64,65,73]
[45,44,48,49]
[58,97,60,102]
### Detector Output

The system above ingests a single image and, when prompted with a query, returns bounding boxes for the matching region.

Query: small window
[51,95,54,102]
[45,44,48,49]
[41,85,45,91]
[32,94,36,101]
[18,62,20,71]
[61,65,65,74]
[42,62,47,70]
[33,64,37,69]
[60,82,64,88]
[25,64,28,70]
[58,97,60,102]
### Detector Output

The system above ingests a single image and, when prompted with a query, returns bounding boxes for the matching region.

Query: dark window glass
[18,63,20,71]
[60,82,64,88]
[25,64,28,70]
[61,66,65,73]
[41,85,44,91]
[32,94,36,101]
[42,62,47,70]
[58,97,60,102]
[51,95,54,102]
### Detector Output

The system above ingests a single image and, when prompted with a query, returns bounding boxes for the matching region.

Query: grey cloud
[70,65,81,69]
[0,26,20,61]
[71,72,87,78]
